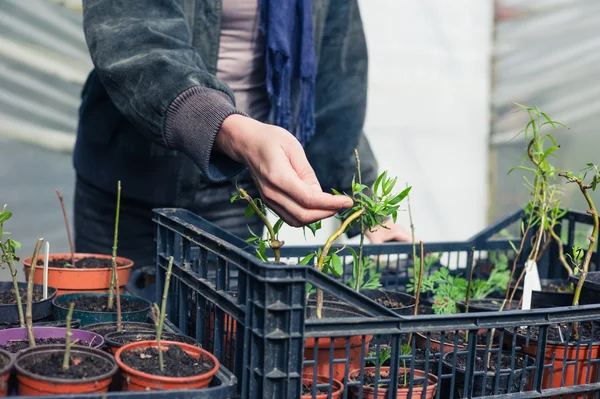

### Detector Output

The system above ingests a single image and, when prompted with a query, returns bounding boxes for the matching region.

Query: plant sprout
[0,206,24,327]
[559,163,599,339]
[152,256,174,372]
[56,190,75,268]
[26,238,44,348]
[107,181,122,312]
[62,302,76,372]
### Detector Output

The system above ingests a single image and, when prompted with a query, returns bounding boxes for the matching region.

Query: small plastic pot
[360,289,416,316]
[0,282,57,325]
[52,293,151,326]
[457,298,521,313]
[14,344,117,395]
[301,373,344,399]
[23,253,134,295]
[304,305,373,381]
[509,278,574,308]
[115,340,219,391]
[442,349,534,397]
[415,329,498,354]
[570,272,600,305]
[0,349,13,397]
[81,321,156,337]
[0,327,104,352]
[348,367,438,399]
[105,331,200,355]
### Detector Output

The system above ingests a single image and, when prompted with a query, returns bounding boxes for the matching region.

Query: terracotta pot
[304,334,373,381]
[206,309,237,370]
[301,374,344,399]
[0,349,13,397]
[14,344,117,395]
[105,331,200,355]
[415,329,498,354]
[115,340,219,391]
[510,330,600,399]
[23,253,134,295]
[348,367,438,399]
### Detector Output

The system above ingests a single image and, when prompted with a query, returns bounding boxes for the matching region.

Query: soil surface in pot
[455,351,526,373]
[302,384,328,396]
[354,371,425,389]
[0,287,43,304]
[518,321,600,343]
[430,331,499,347]
[22,352,112,379]
[70,296,146,312]
[120,345,214,377]
[1,337,95,353]
[35,257,117,269]
[110,333,189,345]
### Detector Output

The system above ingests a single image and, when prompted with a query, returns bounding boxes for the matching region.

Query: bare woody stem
[238,188,282,262]
[27,238,44,348]
[354,149,365,292]
[56,190,75,267]
[316,208,365,319]
[549,228,574,276]
[62,302,75,372]
[406,184,417,282]
[1,250,24,327]
[107,181,122,311]
[157,256,174,372]
[407,241,425,346]
[465,247,476,315]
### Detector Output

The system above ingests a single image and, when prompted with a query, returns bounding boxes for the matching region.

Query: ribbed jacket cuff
[164,86,247,182]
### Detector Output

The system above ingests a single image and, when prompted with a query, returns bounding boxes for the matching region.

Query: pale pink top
[217,0,270,122]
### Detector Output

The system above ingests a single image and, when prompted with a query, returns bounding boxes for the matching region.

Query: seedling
[26,238,44,348]
[559,163,599,338]
[152,256,174,372]
[107,181,122,313]
[55,190,75,268]
[505,105,570,308]
[0,205,24,327]
[62,302,76,372]
[231,188,285,262]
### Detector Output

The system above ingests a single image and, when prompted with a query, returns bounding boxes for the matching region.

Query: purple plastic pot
[0,327,104,353]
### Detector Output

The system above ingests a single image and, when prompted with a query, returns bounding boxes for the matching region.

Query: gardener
[74,0,411,294]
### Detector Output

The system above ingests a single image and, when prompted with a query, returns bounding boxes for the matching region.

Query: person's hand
[365,219,413,243]
[215,114,353,227]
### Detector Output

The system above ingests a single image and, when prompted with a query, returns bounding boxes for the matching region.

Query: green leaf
[273,219,284,235]
[593,175,598,191]
[299,253,316,265]
[0,212,12,223]
[373,171,387,196]
[389,186,412,205]
[331,188,343,196]
[330,253,343,277]
[244,203,255,219]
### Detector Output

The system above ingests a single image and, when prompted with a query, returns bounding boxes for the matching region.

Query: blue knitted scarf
[259,0,316,145]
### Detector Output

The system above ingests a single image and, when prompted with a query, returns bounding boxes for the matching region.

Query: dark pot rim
[0,282,58,307]
[441,349,535,375]
[52,293,152,315]
[0,348,14,373]
[0,326,105,349]
[81,321,156,334]
[360,288,417,307]
[105,331,199,348]
[506,323,600,346]
[14,344,118,384]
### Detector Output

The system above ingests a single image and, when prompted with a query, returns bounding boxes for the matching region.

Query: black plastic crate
[153,208,600,399]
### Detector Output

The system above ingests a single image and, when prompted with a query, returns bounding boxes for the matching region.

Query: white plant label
[521,260,542,310]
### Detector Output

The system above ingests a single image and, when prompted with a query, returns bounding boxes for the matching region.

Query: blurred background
[1,0,599,271]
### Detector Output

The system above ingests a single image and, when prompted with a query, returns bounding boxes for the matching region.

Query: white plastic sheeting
[490,0,600,221]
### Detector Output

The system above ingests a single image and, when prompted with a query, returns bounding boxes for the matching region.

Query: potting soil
[24,352,112,379]
[518,321,600,343]
[120,345,214,377]
[1,338,92,353]
[358,372,425,389]
[36,257,115,269]
[430,331,499,346]
[0,288,43,304]
[71,296,147,312]
[455,351,526,373]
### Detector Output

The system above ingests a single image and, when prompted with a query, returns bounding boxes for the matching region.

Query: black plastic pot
[457,298,521,313]
[81,321,156,337]
[442,349,535,397]
[0,282,57,325]
[104,330,200,354]
[569,272,600,305]
[509,278,574,308]
[360,289,416,316]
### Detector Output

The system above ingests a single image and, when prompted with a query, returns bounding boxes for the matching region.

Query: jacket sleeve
[82,0,245,182]
[303,0,379,237]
